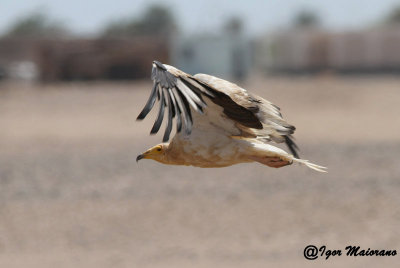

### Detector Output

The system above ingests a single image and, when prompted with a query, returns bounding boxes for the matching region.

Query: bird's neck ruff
[145,143,189,166]
[162,143,190,166]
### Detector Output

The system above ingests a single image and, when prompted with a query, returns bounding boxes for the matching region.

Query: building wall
[171,34,252,80]
[0,37,169,82]
[255,27,400,74]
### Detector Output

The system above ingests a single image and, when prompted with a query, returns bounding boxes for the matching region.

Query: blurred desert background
[1,1,400,267]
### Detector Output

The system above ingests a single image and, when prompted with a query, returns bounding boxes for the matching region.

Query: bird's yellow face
[136,144,166,163]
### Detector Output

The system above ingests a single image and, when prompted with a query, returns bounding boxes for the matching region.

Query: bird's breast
[168,133,250,167]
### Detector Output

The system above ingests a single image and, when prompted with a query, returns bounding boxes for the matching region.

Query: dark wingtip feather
[163,89,174,142]
[284,135,300,159]
[150,89,165,134]
[137,83,158,120]
[177,90,193,135]
[167,88,182,133]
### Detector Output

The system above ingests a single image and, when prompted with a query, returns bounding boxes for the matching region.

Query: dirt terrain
[0,76,399,267]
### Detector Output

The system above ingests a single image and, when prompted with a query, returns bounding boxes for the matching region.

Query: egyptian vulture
[136,61,326,172]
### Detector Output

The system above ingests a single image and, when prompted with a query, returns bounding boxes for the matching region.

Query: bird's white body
[166,82,316,170]
[137,61,326,172]
[167,100,250,167]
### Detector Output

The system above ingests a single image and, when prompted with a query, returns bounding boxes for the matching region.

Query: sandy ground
[0,76,399,267]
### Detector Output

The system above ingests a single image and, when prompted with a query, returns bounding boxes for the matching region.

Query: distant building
[255,26,400,74]
[0,38,42,81]
[0,33,252,82]
[171,33,252,80]
[0,37,169,82]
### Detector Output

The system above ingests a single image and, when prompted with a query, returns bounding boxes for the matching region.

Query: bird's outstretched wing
[137,61,299,157]
[137,61,213,142]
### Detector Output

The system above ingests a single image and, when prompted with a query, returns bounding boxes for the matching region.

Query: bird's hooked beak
[136,145,164,163]
[136,154,144,162]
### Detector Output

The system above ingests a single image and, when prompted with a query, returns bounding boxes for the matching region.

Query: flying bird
[136,61,326,172]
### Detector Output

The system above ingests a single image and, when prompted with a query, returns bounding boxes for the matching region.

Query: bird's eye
[157,148,162,151]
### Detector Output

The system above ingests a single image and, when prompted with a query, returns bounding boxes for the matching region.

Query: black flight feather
[157,85,161,100]
[173,87,192,135]
[187,77,214,97]
[168,88,182,133]
[150,88,165,134]
[137,83,158,120]
[180,78,206,112]
[284,135,300,159]
[163,88,174,142]
[177,90,193,135]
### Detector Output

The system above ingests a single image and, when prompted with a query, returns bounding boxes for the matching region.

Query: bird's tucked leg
[248,156,292,168]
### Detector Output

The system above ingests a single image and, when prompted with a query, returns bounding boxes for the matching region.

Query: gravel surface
[0,76,399,267]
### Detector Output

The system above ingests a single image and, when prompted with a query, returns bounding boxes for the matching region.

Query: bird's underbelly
[169,134,251,167]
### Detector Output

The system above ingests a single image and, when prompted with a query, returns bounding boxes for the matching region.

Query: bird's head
[136,144,168,163]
